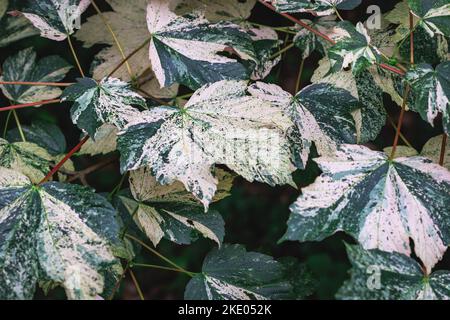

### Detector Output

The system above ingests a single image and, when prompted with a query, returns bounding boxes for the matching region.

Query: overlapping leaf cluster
[0,0,449,300]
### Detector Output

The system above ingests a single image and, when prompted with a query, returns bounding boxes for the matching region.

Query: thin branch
[2,110,12,138]
[129,269,145,300]
[269,42,295,60]
[67,35,85,77]
[295,59,305,94]
[389,85,410,160]
[409,11,415,66]
[258,0,406,76]
[0,81,73,87]
[39,136,90,184]
[440,134,448,166]
[125,234,195,277]
[132,263,186,273]
[387,115,413,149]
[91,0,133,78]
[12,110,26,142]
[0,99,61,112]
[108,37,151,78]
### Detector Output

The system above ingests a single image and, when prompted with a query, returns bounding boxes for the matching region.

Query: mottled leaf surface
[0,168,122,299]
[421,134,450,170]
[146,0,255,89]
[284,144,450,273]
[6,120,67,156]
[405,62,450,135]
[328,22,380,75]
[270,0,362,16]
[408,0,450,37]
[248,81,358,168]
[61,77,146,138]
[18,0,90,41]
[79,124,118,156]
[173,0,256,22]
[338,244,450,300]
[0,0,38,47]
[0,138,53,184]
[184,244,309,300]
[118,80,296,209]
[0,47,71,103]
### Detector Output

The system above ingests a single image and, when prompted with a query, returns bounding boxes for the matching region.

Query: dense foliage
[0,0,449,300]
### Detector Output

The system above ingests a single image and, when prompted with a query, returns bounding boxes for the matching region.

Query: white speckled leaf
[248,81,358,168]
[421,134,450,170]
[184,244,308,300]
[312,57,386,143]
[328,21,380,75]
[405,62,450,135]
[0,138,53,184]
[338,244,450,300]
[75,0,179,98]
[293,16,336,59]
[118,80,296,209]
[0,168,122,300]
[61,77,146,138]
[147,0,255,90]
[284,144,450,273]
[0,47,71,103]
[172,0,256,22]
[17,0,90,41]
[269,0,361,16]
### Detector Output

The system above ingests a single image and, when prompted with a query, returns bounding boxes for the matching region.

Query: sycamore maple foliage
[0,0,449,300]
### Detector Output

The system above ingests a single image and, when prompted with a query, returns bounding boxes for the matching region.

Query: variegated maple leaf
[248,81,359,167]
[408,0,450,37]
[328,21,380,75]
[284,144,450,273]
[146,0,255,90]
[267,0,362,16]
[185,244,314,300]
[0,0,39,47]
[61,77,146,138]
[0,167,123,300]
[117,80,296,209]
[405,62,450,135]
[0,47,71,103]
[338,244,450,300]
[116,167,233,247]
[16,0,91,41]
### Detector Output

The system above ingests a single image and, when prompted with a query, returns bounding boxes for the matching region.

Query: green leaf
[283,144,450,273]
[270,0,362,16]
[0,0,39,47]
[248,81,358,168]
[0,138,53,184]
[0,47,71,104]
[185,244,313,300]
[146,0,255,90]
[337,244,450,300]
[0,168,122,300]
[7,120,67,156]
[118,80,296,209]
[173,0,257,22]
[17,0,90,41]
[312,57,386,143]
[407,0,450,37]
[116,167,231,247]
[405,62,450,135]
[328,21,380,75]
[61,77,146,138]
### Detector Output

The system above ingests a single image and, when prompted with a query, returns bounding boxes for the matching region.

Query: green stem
[295,59,305,94]
[133,263,186,273]
[2,110,12,138]
[129,269,145,300]
[125,234,195,277]
[67,35,85,77]
[269,43,294,60]
[334,7,344,21]
[12,110,26,142]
